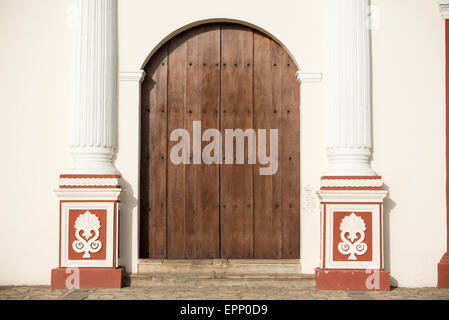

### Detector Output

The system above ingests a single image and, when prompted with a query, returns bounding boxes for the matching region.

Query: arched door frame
[136,20,303,260]
[139,19,300,72]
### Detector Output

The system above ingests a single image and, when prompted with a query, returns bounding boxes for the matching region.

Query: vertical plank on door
[270,40,284,259]
[167,33,188,259]
[280,45,300,259]
[220,25,254,259]
[184,27,200,259]
[140,60,151,258]
[253,32,283,258]
[147,45,168,259]
[196,24,221,258]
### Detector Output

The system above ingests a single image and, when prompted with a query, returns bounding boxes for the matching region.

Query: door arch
[139,23,300,259]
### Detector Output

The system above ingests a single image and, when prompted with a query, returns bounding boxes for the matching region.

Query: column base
[438,253,449,288]
[315,268,390,291]
[51,267,124,289]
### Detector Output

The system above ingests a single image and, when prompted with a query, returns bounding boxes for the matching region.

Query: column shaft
[326,0,375,176]
[70,0,118,174]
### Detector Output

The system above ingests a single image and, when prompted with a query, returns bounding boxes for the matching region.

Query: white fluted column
[315,1,389,291]
[69,0,118,174]
[325,0,376,176]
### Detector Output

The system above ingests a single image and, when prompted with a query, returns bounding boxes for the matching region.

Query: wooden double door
[140,23,300,260]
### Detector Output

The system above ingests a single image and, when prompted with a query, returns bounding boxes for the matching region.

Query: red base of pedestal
[438,253,449,288]
[315,268,390,291]
[51,267,124,289]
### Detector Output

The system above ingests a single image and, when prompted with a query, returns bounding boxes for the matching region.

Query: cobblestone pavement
[1,281,449,300]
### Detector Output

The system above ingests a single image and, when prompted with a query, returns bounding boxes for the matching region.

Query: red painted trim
[321,202,383,205]
[59,202,62,268]
[117,204,120,259]
[321,176,382,180]
[321,202,383,269]
[446,19,449,254]
[315,268,390,291]
[59,186,120,189]
[323,204,327,269]
[439,20,449,288]
[51,267,124,289]
[320,187,382,191]
[58,200,119,268]
[320,204,322,268]
[60,174,120,179]
[113,203,117,268]
[380,204,383,269]
[60,200,118,203]
[318,268,383,272]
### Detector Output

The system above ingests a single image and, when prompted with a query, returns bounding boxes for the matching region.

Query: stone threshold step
[138,259,302,274]
[129,272,314,280]
[125,272,315,288]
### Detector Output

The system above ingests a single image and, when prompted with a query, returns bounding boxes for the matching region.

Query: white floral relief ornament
[337,213,368,261]
[72,211,102,258]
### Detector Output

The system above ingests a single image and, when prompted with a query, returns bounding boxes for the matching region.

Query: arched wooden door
[140,23,300,260]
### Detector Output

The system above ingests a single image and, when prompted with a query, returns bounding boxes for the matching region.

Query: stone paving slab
[1,282,449,300]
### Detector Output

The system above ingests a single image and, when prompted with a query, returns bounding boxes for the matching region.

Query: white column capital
[441,0,449,19]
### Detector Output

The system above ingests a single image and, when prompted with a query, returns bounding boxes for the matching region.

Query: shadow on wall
[117,177,137,271]
[382,183,397,287]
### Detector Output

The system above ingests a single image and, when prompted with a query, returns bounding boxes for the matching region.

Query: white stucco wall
[0,0,72,285]
[370,0,446,287]
[0,0,446,288]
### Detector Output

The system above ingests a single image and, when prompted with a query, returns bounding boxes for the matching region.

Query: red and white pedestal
[438,2,449,289]
[51,175,124,289]
[316,176,390,291]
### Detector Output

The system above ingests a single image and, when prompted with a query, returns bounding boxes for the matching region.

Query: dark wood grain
[145,45,168,259]
[167,32,187,259]
[220,25,254,258]
[196,24,221,258]
[140,23,300,260]
[280,45,300,259]
[253,31,283,258]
